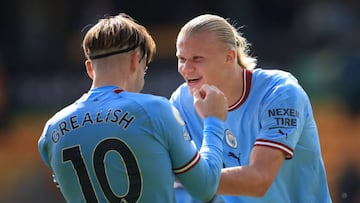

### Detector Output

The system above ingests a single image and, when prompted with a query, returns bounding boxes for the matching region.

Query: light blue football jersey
[38,85,225,203]
[170,68,332,203]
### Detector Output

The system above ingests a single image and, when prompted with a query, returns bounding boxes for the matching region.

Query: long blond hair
[177,14,257,69]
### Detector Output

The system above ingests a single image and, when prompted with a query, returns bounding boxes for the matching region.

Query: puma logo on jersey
[228,152,241,165]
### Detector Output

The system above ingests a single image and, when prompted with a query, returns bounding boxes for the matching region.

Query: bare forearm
[217,166,272,197]
[217,146,284,197]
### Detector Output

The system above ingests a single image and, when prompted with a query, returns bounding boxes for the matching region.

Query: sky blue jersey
[170,68,332,203]
[38,85,225,203]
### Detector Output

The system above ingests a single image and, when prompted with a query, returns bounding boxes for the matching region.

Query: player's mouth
[187,76,201,83]
[186,77,202,86]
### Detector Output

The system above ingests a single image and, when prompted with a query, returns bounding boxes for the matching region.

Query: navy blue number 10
[62,138,142,202]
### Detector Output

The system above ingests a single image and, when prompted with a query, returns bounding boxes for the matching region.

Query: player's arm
[217,145,284,196]
[174,116,225,201]
[38,120,62,189]
[217,79,304,196]
[170,84,228,201]
[38,122,51,168]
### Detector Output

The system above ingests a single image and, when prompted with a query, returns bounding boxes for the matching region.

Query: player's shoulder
[45,102,78,126]
[170,82,188,97]
[169,82,192,103]
[253,66,302,91]
[127,92,169,105]
[253,66,298,83]
[253,66,307,99]
[125,92,174,113]
[127,92,185,126]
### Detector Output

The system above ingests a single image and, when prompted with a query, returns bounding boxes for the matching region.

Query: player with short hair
[171,14,332,202]
[38,13,228,203]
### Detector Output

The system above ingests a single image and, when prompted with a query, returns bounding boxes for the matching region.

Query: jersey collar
[228,69,252,111]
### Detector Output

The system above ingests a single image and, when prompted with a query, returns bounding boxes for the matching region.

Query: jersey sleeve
[38,120,52,168]
[255,76,308,159]
[173,117,225,202]
[154,99,225,202]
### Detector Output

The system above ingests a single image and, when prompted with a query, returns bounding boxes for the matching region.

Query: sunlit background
[0,0,359,202]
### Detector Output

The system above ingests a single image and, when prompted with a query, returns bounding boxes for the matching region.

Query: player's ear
[85,59,95,79]
[225,49,236,64]
[130,51,140,73]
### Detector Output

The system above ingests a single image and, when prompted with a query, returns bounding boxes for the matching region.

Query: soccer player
[38,13,228,203]
[171,14,333,202]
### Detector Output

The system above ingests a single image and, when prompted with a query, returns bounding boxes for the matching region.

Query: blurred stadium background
[0,0,359,202]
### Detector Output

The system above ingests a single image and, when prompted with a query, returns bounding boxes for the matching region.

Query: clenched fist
[193,84,228,121]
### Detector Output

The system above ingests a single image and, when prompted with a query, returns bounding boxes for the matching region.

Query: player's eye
[177,57,186,63]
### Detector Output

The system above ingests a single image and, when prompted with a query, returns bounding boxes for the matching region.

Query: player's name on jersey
[51,108,135,143]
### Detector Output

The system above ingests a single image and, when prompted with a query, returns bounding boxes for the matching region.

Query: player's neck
[223,67,245,108]
[90,70,130,90]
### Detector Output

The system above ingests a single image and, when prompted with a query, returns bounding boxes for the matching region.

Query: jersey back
[39,86,199,203]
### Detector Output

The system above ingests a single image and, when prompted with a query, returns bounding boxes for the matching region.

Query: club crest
[225,129,237,148]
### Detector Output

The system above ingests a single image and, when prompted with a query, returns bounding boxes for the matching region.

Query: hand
[193,84,228,121]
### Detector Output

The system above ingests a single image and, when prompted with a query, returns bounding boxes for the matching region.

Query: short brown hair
[82,13,156,65]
